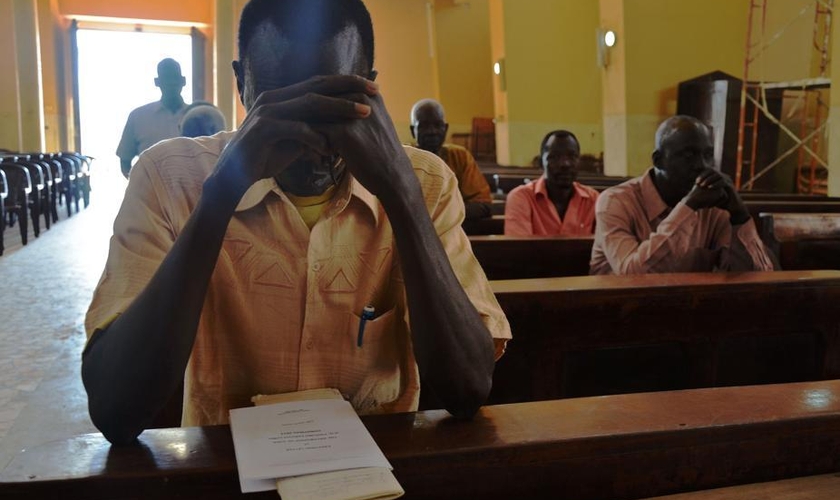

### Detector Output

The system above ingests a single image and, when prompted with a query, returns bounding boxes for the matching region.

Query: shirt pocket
[341,307,402,412]
[345,306,397,347]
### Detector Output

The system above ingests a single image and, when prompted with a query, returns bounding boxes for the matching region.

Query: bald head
[655,115,711,151]
[410,98,449,154]
[410,98,445,125]
[180,103,227,138]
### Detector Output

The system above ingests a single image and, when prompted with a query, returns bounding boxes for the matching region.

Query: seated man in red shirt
[504,130,599,236]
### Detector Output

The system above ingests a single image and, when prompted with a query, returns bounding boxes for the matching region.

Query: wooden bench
[487,172,630,194]
[759,212,840,270]
[489,271,840,404]
[3,381,840,500]
[467,200,840,236]
[462,214,505,236]
[470,235,593,279]
[643,473,840,499]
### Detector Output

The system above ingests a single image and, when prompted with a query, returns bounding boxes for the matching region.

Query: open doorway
[75,28,193,200]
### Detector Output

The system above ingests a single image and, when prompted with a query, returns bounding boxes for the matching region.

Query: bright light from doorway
[76,29,192,198]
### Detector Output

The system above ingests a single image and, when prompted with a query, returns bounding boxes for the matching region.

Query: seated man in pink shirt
[504,130,599,236]
[590,115,775,275]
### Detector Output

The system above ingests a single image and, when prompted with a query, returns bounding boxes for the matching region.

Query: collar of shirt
[234,172,380,225]
[533,177,594,201]
[640,168,671,222]
[153,101,186,115]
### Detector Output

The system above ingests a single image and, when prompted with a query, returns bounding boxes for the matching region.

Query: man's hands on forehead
[214,74,416,204]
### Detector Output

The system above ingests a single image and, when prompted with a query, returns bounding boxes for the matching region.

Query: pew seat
[3,381,840,500]
[490,271,840,404]
[467,200,840,236]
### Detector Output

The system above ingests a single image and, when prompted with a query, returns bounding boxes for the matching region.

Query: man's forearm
[82,174,242,444]
[382,180,495,418]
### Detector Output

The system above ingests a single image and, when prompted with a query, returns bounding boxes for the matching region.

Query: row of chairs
[0,152,93,255]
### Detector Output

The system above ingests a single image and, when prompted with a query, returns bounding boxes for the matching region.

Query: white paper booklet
[229,391,403,499]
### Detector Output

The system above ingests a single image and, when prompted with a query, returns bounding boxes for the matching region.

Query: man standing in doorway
[116,58,187,178]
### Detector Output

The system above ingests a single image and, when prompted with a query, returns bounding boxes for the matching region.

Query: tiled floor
[0,170,126,470]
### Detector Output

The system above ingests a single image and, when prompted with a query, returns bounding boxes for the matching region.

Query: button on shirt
[589,168,775,275]
[86,132,512,426]
[116,101,187,160]
[504,178,599,236]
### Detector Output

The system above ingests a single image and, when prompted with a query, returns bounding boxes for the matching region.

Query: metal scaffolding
[736,0,833,193]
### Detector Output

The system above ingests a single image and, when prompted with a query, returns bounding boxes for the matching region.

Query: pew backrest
[490,271,840,404]
[759,212,840,270]
[470,235,594,279]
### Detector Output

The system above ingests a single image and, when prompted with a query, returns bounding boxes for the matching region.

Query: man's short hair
[409,98,445,126]
[238,0,375,70]
[655,115,711,151]
[540,130,579,154]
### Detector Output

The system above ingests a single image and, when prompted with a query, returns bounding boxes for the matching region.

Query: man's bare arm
[324,94,496,418]
[385,179,496,417]
[82,174,242,445]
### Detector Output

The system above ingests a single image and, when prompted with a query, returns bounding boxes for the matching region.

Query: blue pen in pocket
[357,305,376,347]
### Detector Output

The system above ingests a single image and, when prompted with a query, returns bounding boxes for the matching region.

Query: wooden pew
[746,200,840,222]
[759,212,840,270]
[489,271,840,404]
[470,235,593,279]
[488,172,630,194]
[3,381,840,500]
[467,200,840,237]
[643,474,840,499]
[462,214,505,235]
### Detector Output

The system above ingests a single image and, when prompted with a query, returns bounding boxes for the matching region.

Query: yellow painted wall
[38,0,69,152]
[434,0,495,137]
[499,0,603,166]
[58,0,212,24]
[0,1,22,151]
[620,0,748,176]
[15,0,46,153]
[366,0,439,144]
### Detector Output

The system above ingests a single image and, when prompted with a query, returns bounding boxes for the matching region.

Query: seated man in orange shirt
[590,115,775,274]
[409,99,493,220]
[81,0,510,445]
[504,130,599,236]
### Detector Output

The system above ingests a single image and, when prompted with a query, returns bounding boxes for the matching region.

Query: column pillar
[14,0,46,152]
[599,0,627,176]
